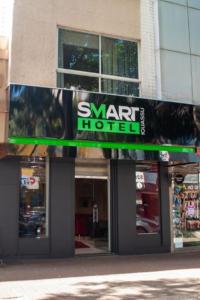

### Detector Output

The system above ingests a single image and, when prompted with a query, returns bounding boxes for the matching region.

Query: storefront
[0,84,200,259]
[170,163,200,251]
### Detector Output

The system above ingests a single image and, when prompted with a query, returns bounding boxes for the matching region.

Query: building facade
[0,0,200,259]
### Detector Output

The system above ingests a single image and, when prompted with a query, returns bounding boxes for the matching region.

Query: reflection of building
[0,0,200,259]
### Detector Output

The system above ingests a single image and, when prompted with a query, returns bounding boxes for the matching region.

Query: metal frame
[57,68,140,83]
[46,157,50,238]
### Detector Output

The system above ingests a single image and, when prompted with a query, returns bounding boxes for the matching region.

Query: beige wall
[0,36,8,143]
[10,0,140,88]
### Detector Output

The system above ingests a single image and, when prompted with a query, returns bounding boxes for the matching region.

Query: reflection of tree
[101,38,138,78]
[9,86,66,139]
[193,106,200,146]
[9,85,76,157]
[154,103,195,145]
[63,44,99,73]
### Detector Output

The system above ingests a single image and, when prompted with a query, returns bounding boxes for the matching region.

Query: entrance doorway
[75,178,109,254]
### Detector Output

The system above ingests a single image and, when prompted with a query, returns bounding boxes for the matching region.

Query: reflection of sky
[10,85,26,101]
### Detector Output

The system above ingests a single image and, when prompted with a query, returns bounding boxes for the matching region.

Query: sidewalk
[0,252,200,300]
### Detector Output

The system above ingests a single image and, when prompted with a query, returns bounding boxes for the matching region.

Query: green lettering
[78,117,140,135]
[90,103,106,119]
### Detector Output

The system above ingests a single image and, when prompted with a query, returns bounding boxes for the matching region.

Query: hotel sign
[77,102,145,135]
[8,84,200,153]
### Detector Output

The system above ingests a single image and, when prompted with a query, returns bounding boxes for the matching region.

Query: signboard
[174,236,183,249]
[136,172,145,183]
[21,176,39,189]
[174,174,185,184]
[159,151,170,161]
[136,172,145,190]
[77,102,145,135]
[8,84,200,152]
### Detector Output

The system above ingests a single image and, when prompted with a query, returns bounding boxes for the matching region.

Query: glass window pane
[172,168,200,249]
[58,29,99,73]
[101,37,138,78]
[102,78,139,96]
[136,164,160,234]
[57,73,99,92]
[19,157,48,238]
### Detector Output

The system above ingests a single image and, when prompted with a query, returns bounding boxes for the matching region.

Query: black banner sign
[9,84,200,148]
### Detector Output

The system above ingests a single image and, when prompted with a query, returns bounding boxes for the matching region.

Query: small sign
[174,174,185,184]
[21,176,39,189]
[174,236,183,249]
[136,172,145,183]
[136,182,143,190]
[159,151,170,162]
[136,172,145,190]
[136,199,143,205]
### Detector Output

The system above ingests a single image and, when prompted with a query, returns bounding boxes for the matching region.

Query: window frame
[56,27,141,97]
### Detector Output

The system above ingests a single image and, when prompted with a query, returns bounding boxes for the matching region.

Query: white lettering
[118,106,132,121]
[131,107,140,121]
[78,102,141,122]
[106,105,119,120]
[78,102,91,117]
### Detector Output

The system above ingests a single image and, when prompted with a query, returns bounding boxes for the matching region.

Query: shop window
[19,157,48,238]
[57,28,139,97]
[172,167,200,249]
[136,164,160,234]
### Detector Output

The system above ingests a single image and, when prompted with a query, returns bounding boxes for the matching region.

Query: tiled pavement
[0,252,200,300]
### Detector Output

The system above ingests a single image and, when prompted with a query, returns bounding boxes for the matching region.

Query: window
[19,157,48,238]
[172,164,200,249]
[57,28,139,97]
[136,164,160,234]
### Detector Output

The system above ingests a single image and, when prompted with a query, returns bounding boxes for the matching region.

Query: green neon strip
[78,117,140,135]
[8,136,195,153]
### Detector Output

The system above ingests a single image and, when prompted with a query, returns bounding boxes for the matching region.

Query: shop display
[173,174,200,248]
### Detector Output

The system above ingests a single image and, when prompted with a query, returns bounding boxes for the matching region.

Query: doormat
[75,240,90,248]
